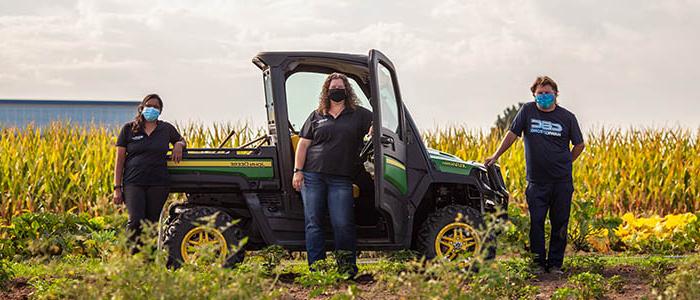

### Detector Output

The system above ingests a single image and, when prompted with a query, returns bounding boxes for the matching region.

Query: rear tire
[416,205,495,260]
[164,206,245,269]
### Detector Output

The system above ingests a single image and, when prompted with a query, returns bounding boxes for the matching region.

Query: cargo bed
[166,146,280,193]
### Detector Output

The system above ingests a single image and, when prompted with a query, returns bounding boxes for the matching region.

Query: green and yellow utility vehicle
[162,50,509,268]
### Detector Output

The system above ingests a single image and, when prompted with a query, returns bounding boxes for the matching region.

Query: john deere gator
[162,49,509,268]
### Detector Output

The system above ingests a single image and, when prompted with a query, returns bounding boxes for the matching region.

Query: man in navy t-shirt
[485,76,585,275]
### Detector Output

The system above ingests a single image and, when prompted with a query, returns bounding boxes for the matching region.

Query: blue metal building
[0,99,140,128]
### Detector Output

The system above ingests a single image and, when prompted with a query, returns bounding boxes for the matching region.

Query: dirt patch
[0,278,33,300]
[277,264,655,299]
[533,265,651,299]
[279,273,404,300]
[603,265,651,299]
[283,282,403,300]
[532,272,569,299]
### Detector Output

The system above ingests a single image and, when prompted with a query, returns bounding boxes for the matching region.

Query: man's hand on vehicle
[484,154,498,166]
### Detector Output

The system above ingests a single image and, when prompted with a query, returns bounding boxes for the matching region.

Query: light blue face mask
[535,93,555,109]
[142,107,161,121]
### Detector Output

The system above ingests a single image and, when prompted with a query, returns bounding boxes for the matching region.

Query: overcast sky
[1,0,699,131]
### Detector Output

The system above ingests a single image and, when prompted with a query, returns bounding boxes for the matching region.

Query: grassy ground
[2,251,696,300]
[2,210,699,299]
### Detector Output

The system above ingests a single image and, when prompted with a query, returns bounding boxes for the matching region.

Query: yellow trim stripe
[385,156,406,170]
[168,160,273,168]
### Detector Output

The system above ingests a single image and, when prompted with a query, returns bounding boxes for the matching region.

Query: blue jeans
[301,171,357,273]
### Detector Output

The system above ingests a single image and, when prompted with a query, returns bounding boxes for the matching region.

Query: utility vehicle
[162,49,509,268]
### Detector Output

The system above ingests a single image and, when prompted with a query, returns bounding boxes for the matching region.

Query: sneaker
[549,266,565,275]
[532,265,547,275]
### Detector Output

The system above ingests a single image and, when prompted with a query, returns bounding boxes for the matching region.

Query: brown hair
[131,94,163,133]
[530,76,559,95]
[316,73,360,114]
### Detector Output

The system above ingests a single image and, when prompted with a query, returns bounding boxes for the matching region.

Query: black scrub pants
[526,181,574,269]
[123,185,170,248]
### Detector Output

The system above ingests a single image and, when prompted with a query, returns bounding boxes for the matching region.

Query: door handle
[380,135,394,146]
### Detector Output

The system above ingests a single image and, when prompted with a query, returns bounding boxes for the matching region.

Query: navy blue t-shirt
[510,102,584,183]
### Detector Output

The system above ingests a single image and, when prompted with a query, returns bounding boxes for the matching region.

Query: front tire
[163,207,245,269]
[416,205,492,260]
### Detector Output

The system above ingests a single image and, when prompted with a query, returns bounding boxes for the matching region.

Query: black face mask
[328,88,346,102]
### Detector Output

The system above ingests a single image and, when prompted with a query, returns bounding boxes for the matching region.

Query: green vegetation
[2,122,700,298]
[0,211,697,299]
[656,255,700,299]
[1,123,699,219]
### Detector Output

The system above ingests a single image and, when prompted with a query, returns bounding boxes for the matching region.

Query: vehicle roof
[253,51,368,69]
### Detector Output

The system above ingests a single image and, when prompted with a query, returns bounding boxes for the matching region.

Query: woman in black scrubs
[113,94,186,248]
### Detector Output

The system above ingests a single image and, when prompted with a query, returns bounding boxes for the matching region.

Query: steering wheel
[359,137,374,162]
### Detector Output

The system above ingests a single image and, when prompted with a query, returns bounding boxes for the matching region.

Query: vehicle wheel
[163,206,245,269]
[416,205,494,260]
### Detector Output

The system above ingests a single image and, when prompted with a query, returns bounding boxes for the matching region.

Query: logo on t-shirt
[530,119,562,137]
[132,135,145,141]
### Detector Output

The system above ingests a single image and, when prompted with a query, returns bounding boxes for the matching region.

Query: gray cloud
[0,0,698,129]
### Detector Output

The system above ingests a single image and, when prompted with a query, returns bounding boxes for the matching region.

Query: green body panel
[427,148,484,176]
[383,155,408,195]
[167,159,274,179]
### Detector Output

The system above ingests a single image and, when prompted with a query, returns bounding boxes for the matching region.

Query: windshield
[285,72,372,132]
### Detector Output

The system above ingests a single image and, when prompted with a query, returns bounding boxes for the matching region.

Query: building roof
[0,99,140,106]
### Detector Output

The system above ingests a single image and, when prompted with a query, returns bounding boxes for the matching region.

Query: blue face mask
[142,107,161,121]
[535,93,555,109]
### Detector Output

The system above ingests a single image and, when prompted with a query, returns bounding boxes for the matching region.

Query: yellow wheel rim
[180,226,228,263]
[435,222,481,259]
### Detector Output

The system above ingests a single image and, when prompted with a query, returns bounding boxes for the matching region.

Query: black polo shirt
[116,120,183,186]
[299,106,373,177]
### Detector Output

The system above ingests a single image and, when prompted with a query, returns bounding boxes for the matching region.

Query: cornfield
[425,127,699,215]
[0,122,261,220]
[1,122,698,220]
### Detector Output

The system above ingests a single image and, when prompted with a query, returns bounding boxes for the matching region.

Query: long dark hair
[131,94,163,133]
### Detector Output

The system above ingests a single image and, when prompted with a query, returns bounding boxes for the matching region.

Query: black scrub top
[116,120,183,186]
[299,106,373,177]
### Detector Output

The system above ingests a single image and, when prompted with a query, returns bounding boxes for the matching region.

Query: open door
[369,49,411,245]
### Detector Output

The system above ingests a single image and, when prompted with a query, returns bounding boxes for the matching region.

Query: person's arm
[171,138,186,163]
[569,114,585,162]
[484,131,519,166]
[169,124,186,163]
[486,103,527,166]
[571,142,585,161]
[174,139,187,148]
[113,146,126,204]
[292,138,312,191]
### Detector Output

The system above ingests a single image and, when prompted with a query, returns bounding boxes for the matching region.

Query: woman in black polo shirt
[113,94,186,248]
[292,73,372,276]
